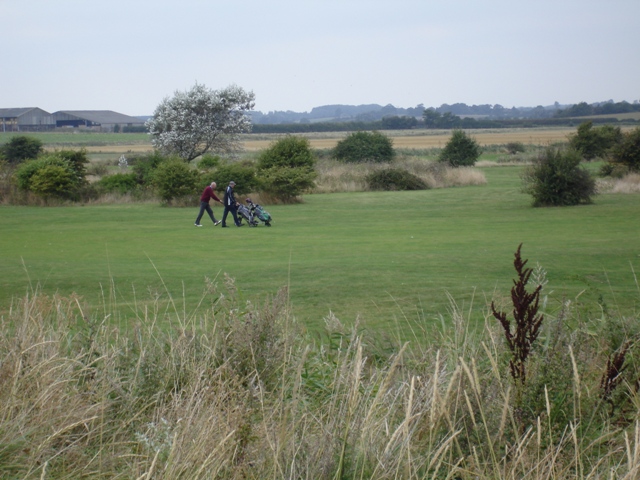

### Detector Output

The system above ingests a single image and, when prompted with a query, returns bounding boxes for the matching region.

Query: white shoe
[214,220,221,226]
[195,223,202,227]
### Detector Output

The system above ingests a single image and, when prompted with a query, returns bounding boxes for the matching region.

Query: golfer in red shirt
[195,182,223,226]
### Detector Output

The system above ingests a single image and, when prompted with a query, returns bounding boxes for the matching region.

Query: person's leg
[205,204,217,223]
[230,206,241,226]
[222,206,230,226]
[195,202,207,225]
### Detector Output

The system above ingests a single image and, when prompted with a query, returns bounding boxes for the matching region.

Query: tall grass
[314,157,487,193]
[2,266,639,478]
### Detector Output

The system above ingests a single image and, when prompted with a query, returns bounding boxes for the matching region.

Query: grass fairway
[1,166,639,334]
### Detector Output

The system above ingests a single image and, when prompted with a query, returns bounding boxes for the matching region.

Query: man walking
[221,181,242,227]
[195,181,223,227]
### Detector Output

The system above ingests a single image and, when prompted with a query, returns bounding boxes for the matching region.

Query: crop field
[1,126,580,156]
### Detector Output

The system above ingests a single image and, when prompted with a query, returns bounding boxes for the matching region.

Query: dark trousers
[222,205,240,226]
[195,201,217,224]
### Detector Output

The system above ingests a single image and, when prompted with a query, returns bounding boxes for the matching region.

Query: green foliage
[258,166,317,201]
[96,173,139,194]
[211,162,259,195]
[332,131,395,163]
[569,121,622,160]
[610,126,640,172]
[438,130,481,167]
[197,154,221,170]
[365,168,428,191]
[153,158,199,203]
[15,154,85,199]
[506,142,526,155]
[29,165,76,197]
[257,135,315,169]
[256,136,317,200]
[0,135,43,164]
[130,151,167,186]
[522,148,597,207]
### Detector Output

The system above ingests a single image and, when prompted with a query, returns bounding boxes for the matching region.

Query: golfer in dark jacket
[221,181,242,227]
[195,182,223,226]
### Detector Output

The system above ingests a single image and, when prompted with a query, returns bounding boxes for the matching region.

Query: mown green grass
[1,166,639,335]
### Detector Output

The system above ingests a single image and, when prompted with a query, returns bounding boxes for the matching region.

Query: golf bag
[246,198,272,226]
[237,203,258,226]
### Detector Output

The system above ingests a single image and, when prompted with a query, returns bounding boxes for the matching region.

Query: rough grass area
[598,173,640,194]
[2,270,639,478]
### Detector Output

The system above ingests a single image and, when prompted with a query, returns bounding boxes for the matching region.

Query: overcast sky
[2,0,639,116]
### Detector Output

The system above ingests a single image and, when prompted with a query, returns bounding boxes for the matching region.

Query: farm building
[52,110,146,132]
[0,107,55,132]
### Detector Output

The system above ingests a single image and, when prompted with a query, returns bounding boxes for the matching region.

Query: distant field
[1,125,636,158]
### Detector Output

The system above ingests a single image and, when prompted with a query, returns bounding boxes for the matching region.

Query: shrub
[569,121,622,160]
[197,154,221,170]
[332,131,395,163]
[438,130,481,167]
[15,154,84,200]
[29,165,76,197]
[153,159,199,203]
[506,142,526,155]
[366,168,428,191]
[211,162,259,195]
[258,166,317,201]
[257,136,317,200]
[0,135,43,164]
[257,135,315,169]
[95,173,139,194]
[610,126,640,172]
[130,152,167,186]
[522,148,597,207]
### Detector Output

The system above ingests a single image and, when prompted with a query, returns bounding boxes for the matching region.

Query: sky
[2,0,639,116]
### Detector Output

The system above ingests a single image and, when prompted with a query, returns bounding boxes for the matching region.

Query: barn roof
[0,107,49,118]
[53,110,145,124]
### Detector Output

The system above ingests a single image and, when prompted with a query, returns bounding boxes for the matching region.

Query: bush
[610,126,640,172]
[506,142,526,155]
[569,121,622,160]
[258,166,317,201]
[130,152,167,186]
[257,135,315,169]
[366,168,428,191]
[332,131,395,163]
[95,173,139,195]
[211,163,259,195]
[522,148,597,207]
[438,130,481,167]
[153,159,199,203]
[15,154,85,200]
[197,154,221,170]
[0,135,43,164]
[29,165,76,197]
[256,136,317,200]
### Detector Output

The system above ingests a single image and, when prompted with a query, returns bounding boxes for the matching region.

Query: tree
[332,131,395,163]
[257,136,317,201]
[146,83,255,161]
[522,148,596,207]
[438,130,481,167]
[569,121,622,160]
[1,136,43,164]
[610,127,640,172]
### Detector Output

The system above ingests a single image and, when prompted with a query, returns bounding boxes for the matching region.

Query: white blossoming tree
[146,83,255,161]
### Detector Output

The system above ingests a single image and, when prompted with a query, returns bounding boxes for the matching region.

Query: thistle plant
[491,243,544,387]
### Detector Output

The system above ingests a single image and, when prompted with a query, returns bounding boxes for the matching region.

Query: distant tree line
[554,100,640,118]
